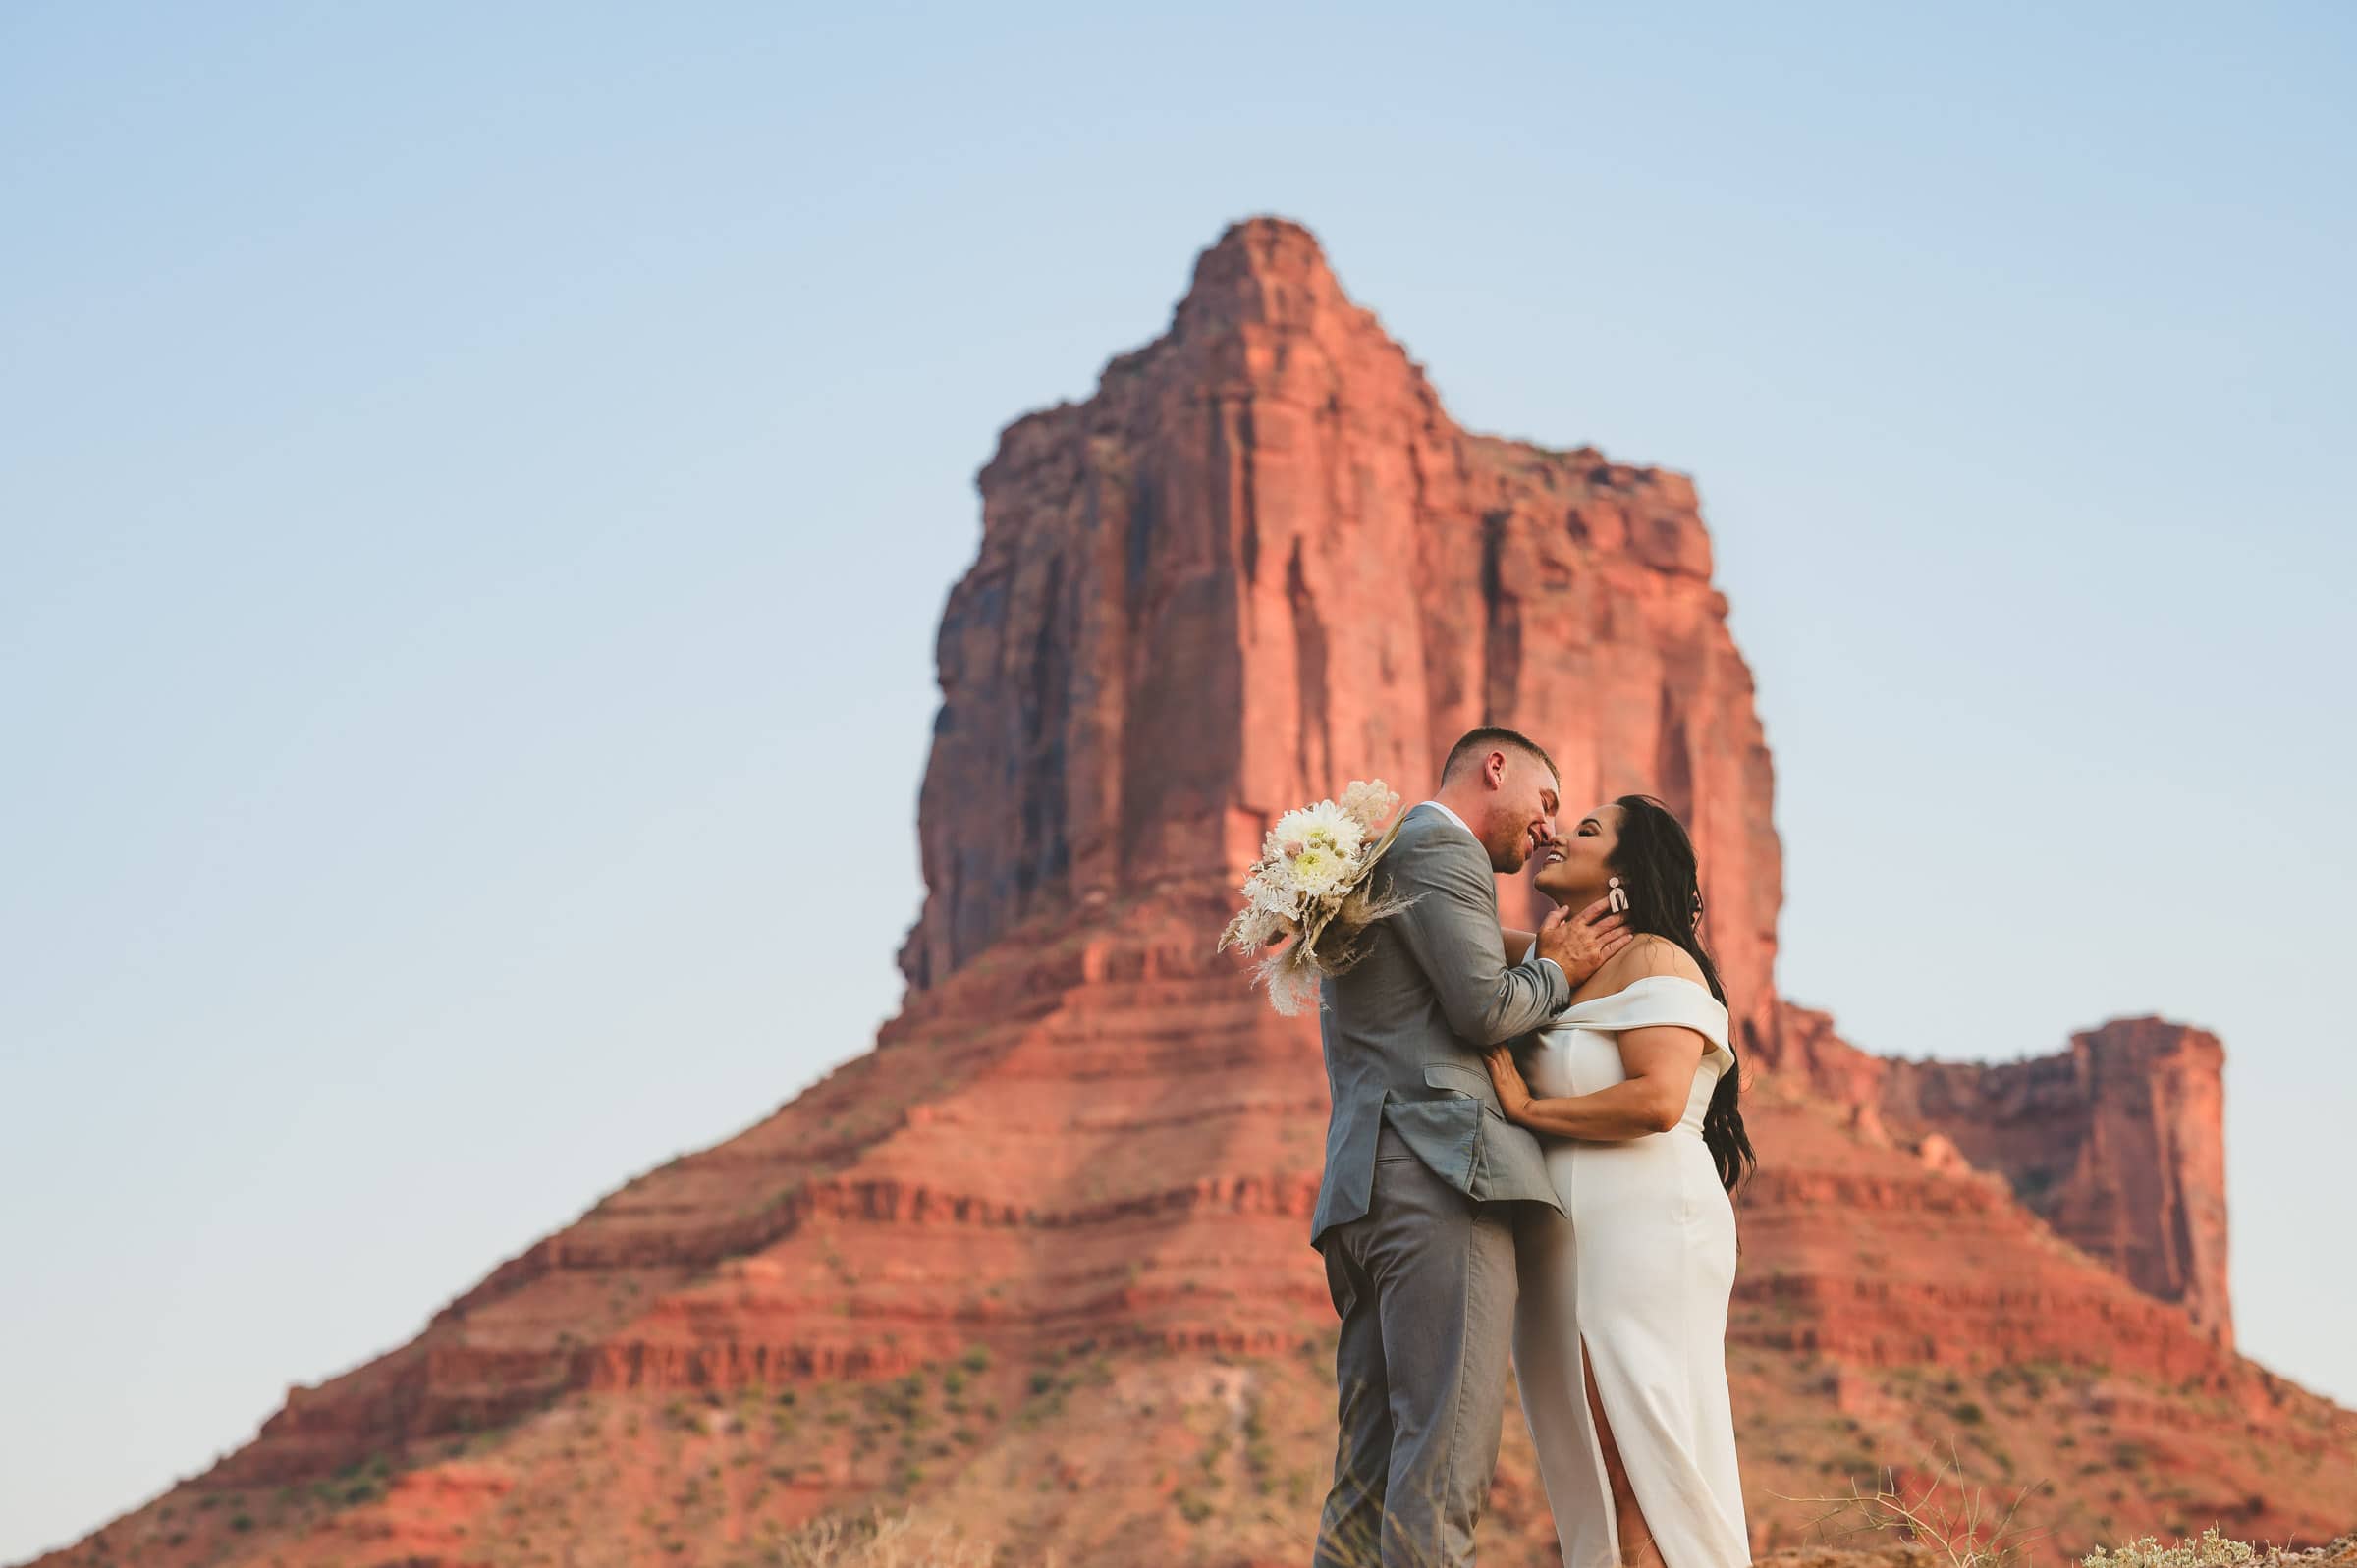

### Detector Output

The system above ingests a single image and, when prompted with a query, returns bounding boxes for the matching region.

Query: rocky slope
[30,220,2350,1568]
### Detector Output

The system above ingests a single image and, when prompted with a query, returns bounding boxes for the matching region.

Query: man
[1311,727,1631,1567]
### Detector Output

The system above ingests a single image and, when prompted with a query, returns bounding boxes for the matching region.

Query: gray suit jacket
[1310,803,1571,1246]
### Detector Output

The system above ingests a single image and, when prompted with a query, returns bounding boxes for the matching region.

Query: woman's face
[1532,802,1622,905]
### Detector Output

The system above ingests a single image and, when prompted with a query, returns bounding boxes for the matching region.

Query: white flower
[1288,843,1352,897]
[1272,799,1365,864]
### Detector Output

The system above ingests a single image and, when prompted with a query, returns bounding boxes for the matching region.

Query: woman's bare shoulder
[1595,933,1706,989]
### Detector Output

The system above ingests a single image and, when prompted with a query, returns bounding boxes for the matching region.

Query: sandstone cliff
[900,217,1781,1038]
[1877,1017,2233,1343]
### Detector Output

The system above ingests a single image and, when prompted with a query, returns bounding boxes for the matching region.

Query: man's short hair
[1441,726,1559,785]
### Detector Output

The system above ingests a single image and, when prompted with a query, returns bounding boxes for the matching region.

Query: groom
[1310,727,1630,1568]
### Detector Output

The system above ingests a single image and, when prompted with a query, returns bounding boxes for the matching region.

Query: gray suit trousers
[1313,1127,1517,1568]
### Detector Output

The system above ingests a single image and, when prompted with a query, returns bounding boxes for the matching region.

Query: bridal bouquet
[1219,779,1417,1016]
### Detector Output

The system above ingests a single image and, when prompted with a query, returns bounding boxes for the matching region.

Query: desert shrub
[2083,1532,2357,1568]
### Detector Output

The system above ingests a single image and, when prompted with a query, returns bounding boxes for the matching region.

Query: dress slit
[1578,1333,1631,1565]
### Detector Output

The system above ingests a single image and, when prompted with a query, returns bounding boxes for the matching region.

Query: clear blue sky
[3,3,2350,1559]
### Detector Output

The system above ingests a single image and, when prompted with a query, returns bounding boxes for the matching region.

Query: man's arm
[1388,834,1569,1046]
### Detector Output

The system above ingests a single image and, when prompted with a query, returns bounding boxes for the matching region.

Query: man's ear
[1484,750,1507,790]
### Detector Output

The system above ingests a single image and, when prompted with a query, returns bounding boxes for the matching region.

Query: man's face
[1482,751,1560,872]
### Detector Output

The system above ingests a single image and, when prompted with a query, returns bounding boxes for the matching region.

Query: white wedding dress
[1511,961,1750,1568]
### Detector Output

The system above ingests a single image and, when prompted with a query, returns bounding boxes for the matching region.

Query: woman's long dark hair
[1608,794,1756,1192]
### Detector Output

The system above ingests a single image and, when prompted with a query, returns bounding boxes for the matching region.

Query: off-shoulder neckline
[1562,973,1727,1015]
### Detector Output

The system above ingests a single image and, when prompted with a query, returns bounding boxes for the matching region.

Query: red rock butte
[33,218,2353,1568]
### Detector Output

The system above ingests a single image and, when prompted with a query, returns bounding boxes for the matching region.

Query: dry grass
[763,1507,1018,1568]
[1779,1445,2047,1567]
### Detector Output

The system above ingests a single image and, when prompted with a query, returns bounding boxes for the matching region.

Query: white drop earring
[1607,875,1629,914]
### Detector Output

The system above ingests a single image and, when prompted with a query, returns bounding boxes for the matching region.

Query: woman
[1484,793,1756,1568]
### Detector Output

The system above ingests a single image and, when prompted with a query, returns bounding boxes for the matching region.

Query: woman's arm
[1482,1025,1707,1141]
[1499,926,1536,968]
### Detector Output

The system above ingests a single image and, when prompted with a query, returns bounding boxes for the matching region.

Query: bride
[1483,793,1756,1568]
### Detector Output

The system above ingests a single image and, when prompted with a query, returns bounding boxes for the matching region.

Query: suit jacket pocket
[1421,1060,1496,1108]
